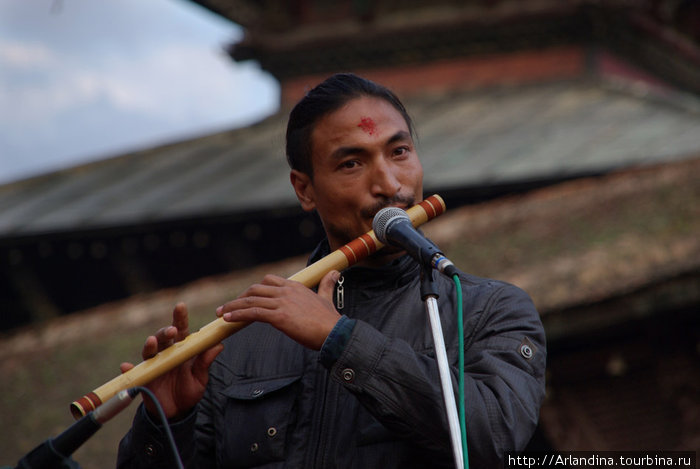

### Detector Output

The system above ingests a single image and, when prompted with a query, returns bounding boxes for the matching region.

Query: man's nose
[370,158,401,197]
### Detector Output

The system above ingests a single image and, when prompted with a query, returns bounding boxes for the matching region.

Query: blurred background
[1,0,699,467]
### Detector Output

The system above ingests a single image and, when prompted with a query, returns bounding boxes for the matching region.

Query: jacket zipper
[309,374,329,468]
[335,275,345,310]
[311,275,346,467]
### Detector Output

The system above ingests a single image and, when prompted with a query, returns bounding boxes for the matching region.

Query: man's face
[291,96,424,251]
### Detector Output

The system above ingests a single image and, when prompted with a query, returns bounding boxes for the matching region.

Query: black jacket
[118,245,546,468]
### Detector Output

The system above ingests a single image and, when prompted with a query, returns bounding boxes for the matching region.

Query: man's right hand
[119,302,224,420]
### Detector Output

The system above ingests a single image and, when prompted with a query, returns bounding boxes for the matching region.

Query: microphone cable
[131,277,465,469]
[452,274,470,469]
[131,274,464,469]
[132,386,185,469]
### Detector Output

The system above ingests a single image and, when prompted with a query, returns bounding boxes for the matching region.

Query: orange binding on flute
[70,194,446,419]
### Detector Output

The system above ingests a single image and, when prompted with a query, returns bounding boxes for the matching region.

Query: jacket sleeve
[117,391,218,469]
[327,280,546,468]
[116,404,199,469]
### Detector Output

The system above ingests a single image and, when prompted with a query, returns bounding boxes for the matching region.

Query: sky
[0,0,279,184]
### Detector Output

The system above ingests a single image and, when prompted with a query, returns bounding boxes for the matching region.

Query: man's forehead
[309,97,411,158]
[357,117,377,136]
[322,98,408,133]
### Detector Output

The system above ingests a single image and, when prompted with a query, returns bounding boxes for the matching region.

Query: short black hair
[285,73,414,178]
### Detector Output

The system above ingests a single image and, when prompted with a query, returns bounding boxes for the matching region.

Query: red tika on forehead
[357,117,377,135]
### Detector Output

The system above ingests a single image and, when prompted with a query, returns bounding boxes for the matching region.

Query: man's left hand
[217,270,342,350]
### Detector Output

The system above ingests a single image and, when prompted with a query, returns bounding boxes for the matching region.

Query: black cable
[131,387,185,469]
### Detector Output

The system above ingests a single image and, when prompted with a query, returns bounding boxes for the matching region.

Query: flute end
[70,392,102,420]
[430,194,446,212]
[418,194,446,220]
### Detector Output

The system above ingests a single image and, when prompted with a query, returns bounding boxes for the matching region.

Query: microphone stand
[420,267,464,469]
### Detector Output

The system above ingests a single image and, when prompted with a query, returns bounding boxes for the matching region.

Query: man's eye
[393,146,409,157]
[340,160,359,169]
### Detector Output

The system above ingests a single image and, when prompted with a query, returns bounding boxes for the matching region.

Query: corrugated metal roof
[416,80,700,188]
[0,114,290,236]
[2,78,700,238]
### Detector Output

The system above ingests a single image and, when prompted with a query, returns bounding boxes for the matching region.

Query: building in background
[1,0,699,454]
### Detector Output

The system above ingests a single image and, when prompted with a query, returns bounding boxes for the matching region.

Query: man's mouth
[360,194,416,220]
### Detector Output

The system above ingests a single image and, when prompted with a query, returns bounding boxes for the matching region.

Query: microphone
[14,388,138,469]
[373,206,457,277]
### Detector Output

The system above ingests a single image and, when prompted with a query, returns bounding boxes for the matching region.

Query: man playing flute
[117,73,546,468]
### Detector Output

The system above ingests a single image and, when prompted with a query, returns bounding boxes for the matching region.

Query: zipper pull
[335,275,345,310]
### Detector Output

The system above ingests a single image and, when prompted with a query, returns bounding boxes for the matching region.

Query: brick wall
[280,45,586,105]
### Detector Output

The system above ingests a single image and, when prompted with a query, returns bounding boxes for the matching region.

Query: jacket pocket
[356,407,393,446]
[219,374,301,468]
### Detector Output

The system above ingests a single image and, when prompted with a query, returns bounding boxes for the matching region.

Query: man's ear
[290,170,316,212]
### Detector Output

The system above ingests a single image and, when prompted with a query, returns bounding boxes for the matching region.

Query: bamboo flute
[70,194,446,419]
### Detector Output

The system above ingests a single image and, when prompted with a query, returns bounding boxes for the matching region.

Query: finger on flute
[70,194,446,418]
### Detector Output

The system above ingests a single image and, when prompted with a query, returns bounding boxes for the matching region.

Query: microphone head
[373,207,410,244]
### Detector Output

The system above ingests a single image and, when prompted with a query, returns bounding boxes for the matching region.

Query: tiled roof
[2,78,700,238]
